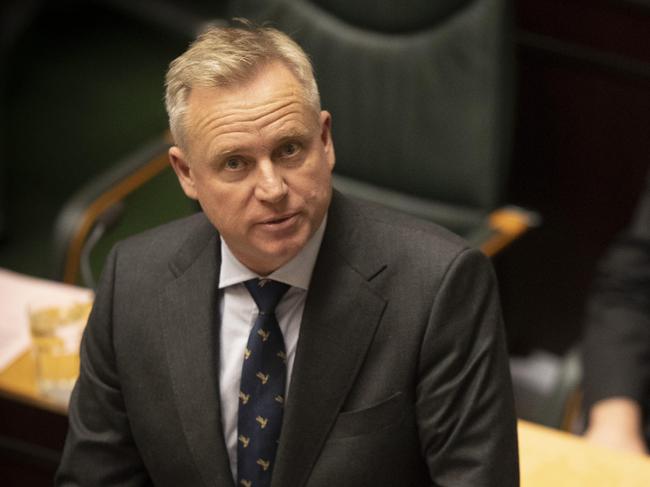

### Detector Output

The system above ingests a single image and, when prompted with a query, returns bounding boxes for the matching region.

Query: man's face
[169,62,335,275]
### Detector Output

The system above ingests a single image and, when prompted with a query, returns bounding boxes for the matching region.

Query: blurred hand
[584,397,648,455]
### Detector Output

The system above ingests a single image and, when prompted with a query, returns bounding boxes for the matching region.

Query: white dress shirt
[218,217,327,479]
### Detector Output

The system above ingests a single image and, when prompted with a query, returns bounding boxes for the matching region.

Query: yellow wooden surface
[518,420,650,486]
[0,349,67,414]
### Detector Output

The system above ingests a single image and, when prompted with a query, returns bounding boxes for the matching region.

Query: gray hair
[164,21,321,148]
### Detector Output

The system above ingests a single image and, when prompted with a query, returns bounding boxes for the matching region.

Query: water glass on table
[27,298,92,404]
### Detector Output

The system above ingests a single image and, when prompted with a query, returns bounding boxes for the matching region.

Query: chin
[257,242,304,270]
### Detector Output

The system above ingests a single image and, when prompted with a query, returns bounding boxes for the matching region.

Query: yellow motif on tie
[276,351,287,363]
[274,395,284,405]
[240,480,252,487]
[239,391,250,405]
[256,372,269,384]
[258,329,270,342]
[238,435,250,448]
[257,459,271,471]
[244,348,251,360]
[256,416,268,429]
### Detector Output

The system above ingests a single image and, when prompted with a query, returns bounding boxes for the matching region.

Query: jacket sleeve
[582,176,650,412]
[416,248,519,486]
[55,244,152,486]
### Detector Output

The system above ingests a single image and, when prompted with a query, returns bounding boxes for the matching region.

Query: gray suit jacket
[56,192,519,486]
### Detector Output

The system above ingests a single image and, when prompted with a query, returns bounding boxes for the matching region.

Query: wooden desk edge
[0,350,68,415]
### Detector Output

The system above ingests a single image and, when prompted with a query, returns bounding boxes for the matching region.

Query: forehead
[185,63,317,153]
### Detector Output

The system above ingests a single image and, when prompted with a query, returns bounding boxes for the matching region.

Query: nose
[254,160,287,203]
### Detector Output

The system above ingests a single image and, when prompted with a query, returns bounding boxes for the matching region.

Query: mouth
[259,212,299,227]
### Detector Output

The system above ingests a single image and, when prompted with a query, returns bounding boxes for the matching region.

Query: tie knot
[244,278,290,314]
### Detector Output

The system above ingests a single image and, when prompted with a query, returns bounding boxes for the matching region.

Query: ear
[169,146,198,200]
[319,111,335,171]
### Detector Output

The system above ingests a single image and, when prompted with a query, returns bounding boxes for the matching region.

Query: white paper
[0,268,94,371]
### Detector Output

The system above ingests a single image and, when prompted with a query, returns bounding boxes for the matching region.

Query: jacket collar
[160,215,234,487]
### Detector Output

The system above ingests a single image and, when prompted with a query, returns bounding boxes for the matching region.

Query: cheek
[302,181,331,218]
[195,182,243,222]
[298,182,325,206]
[312,170,333,199]
[195,176,240,205]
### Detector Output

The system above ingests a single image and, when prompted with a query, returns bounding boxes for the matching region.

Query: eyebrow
[275,128,311,144]
[214,147,242,158]
[212,127,312,158]
[275,123,312,139]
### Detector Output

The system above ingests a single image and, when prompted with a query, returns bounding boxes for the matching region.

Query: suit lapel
[272,194,388,487]
[159,217,234,487]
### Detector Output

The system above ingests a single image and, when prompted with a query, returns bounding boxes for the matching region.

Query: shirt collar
[218,214,327,291]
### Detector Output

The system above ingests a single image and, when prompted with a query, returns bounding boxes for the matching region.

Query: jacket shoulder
[332,193,471,262]
[108,212,216,279]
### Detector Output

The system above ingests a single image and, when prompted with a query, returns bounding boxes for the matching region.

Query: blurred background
[2,0,647,355]
[0,0,649,483]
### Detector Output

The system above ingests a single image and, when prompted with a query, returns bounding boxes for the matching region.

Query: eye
[224,157,246,171]
[278,142,301,158]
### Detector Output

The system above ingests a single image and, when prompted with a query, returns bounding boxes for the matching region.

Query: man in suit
[56,23,519,486]
[583,172,650,455]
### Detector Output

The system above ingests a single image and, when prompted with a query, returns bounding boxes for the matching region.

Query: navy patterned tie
[237,278,290,487]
